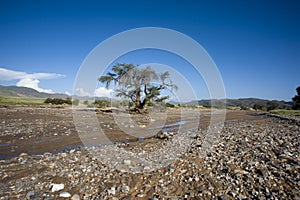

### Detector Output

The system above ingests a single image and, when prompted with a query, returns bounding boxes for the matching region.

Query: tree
[292,86,300,110]
[266,101,279,111]
[44,98,72,105]
[98,63,177,112]
[94,100,110,108]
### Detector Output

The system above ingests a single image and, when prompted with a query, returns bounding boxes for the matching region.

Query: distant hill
[0,85,68,99]
[184,98,292,109]
[0,85,293,109]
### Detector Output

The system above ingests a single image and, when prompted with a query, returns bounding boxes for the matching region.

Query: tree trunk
[135,86,141,109]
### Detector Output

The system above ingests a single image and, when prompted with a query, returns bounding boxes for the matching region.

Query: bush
[94,100,110,108]
[266,101,279,111]
[44,98,72,105]
[202,104,211,108]
[83,100,89,105]
[72,99,80,106]
[165,103,175,108]
[252,104,267,111]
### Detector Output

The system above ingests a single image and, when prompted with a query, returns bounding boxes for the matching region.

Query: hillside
[184,98,292,109]
[0,85,68,99]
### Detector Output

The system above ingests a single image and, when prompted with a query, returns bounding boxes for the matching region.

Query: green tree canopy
[99,63,177,111]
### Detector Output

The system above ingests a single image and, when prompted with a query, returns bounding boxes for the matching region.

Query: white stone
[107,187,116,195]
[50,183,64,192]
[123,159,131,165]
[71,194,80,200]
[69,149,76,154]
[122,185,130,192]
[26,191,35,199]
[59,192,71,198]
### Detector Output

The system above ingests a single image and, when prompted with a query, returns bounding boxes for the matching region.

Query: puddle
[0,154,14,160]
[0,143,11,147]
[148,121,186,130]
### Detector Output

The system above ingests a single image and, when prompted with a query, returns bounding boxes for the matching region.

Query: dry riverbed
[0,106,299,199]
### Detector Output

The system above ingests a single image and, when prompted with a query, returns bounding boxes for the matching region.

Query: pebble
[0,110,300,199]
[123,159,131,165]
[71,194,80,200]
[25,191,35,199]
[50,183,64,192]
[121,185,130,192]
[107,187,116,195]
[59,192,71,198]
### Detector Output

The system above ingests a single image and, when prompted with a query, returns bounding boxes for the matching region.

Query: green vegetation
[292,86,300,110]
[72,99,80,106]
[0,96,45,105]
[252,103,267,111]
[165,102,175,108]
[202,104,211,109]
[270,109,300,115]
[94,100,110,108]
[44,97,72,105]
[99,63,177,111]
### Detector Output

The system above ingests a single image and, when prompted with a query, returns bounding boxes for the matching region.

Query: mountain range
[0,85,292,108]
[184,98,292,109]
[0,85,68,99]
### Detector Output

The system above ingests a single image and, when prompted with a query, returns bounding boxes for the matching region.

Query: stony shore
[0,110,299,199]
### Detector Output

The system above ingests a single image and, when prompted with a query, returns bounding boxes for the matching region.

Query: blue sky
[0,0,299,101]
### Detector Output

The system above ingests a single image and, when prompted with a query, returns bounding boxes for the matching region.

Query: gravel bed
[0,115,299,199]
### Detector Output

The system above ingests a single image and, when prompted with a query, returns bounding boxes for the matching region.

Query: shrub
[44,98,72,105]
[94,100,110,108]
[72,99,80,105]
[202,104,211,108]
[165,103,175,108]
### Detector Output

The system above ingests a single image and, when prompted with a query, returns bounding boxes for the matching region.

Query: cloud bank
[75,87,112,98]
[0,67,65,93]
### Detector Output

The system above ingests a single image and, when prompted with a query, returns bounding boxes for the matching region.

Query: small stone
[107,187,116,195]
[59,192,71,198]
[71,194,80,200]
[122,185,130,192]
[19,153,28,157]
[26,191,35,199]
[50,183,64,192]
[69,149,76,154]
[123,160,131,165]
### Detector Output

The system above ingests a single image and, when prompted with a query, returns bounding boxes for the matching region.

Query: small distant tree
[165,102,175,108]
[266,101,279,111]
[94,100,110,108]
[72,99,80,106]
[202,104,211,109]
[292,86,300,110]
[99,63,177,112]
[253,104,267,111]
[44,98,72,105]
[65,97,72,105]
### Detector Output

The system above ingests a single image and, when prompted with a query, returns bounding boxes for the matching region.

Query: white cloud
[75,88,91,97]
[74,87,112,97]
[0,67,65,93]
[94,87,112,97]
[16,78,55,93]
